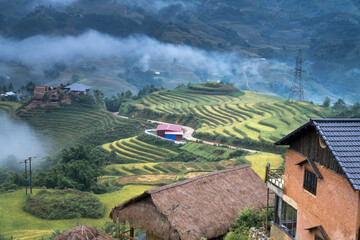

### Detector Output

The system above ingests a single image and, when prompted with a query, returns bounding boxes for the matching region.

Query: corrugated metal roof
[156,124,182,132]
[65,83,91,92]
[276,118,360,191]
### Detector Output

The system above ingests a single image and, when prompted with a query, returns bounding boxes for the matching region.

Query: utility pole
[20,156,36,196]
[20,159,28,196]
[288,49,304,101]
[28,157,35,194]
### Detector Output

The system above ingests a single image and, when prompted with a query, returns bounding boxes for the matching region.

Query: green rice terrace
[101,136,283,185]
[17,104,153,150]
[0,101,21,115]
[123,86,326,143]
[102,136,179,163]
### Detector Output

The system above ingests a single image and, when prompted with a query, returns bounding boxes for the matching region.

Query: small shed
[156,124,183,140]
[64,83,91,95]
[53,225,115,240]
[110,165,268,240]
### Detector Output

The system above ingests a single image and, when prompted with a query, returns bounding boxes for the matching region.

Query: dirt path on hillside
[113,112,258,154]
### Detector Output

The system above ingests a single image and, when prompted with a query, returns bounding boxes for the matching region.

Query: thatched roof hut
[110,165,268,240]
[31,85,50,101]
[53,225,115,240]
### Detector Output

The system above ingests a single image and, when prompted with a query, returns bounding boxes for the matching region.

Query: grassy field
[0,185,153,239]
[130,88,325,142]
[0,101,21,115]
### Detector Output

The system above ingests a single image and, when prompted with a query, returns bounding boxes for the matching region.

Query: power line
[288,49,304,101]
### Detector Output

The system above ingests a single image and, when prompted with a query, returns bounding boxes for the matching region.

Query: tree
[322,96,331,108]
[124,90,132,99]
[8,83,14,92]
[352,102,360,113]
[333,98,347,111]
[25,82,36,94]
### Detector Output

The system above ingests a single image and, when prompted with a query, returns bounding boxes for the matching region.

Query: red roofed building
[156,124,183,140]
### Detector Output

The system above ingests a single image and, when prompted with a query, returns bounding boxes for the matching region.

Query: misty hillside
[0,0,359,102]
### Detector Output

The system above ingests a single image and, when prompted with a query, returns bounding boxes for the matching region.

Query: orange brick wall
[283,149,360,240]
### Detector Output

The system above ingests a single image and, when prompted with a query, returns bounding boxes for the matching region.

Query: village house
[64,83,91,95]
[110,165,268,240]
[31,85,50,102]
[156,124,183,140]
[265,118,360,240]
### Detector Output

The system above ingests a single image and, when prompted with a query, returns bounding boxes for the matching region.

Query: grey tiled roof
[276,118,360,191]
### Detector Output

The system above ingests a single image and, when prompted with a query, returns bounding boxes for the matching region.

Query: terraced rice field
[181,142,236,160]
[102,136,178,163]
[136,89,325,142]
[18,105,131,146]
[103,161,223,185]
[0,101,21,115]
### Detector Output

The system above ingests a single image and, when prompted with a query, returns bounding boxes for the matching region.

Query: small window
[315,235,323,240]
[304,169,317,195]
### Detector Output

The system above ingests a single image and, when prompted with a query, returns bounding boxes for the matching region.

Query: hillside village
[0,80,360,240]
[0,1,360,239]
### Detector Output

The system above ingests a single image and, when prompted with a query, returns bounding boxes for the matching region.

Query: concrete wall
[283,149,360,240]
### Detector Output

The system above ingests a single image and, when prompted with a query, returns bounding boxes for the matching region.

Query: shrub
[23,189,105,220]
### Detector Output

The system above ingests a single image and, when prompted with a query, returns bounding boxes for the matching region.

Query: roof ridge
[147,164,250,194]
[312,118,360,122]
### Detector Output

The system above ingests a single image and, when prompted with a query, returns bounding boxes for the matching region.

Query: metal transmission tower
[288,49,304,101]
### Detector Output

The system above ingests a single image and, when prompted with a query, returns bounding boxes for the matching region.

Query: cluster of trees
[120,66,163,90]
[322,97,360,118]
[104,85,160,112]
[0,145,116,193]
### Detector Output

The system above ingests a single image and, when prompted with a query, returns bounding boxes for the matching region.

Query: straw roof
[31,85,49,100]
[110,164,268,240]
[53,225,115,240]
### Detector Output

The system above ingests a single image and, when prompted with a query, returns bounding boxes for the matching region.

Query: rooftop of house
[276,118,360,191]
[65,83,91,92]
[53,225,115,240]
[156,124,182,132]
[110,164,268,240]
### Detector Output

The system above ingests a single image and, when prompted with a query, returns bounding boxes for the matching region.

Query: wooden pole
[25,159,28,196]
[130,228,134,238]
[29,157,32,194]
[265,162,270,231]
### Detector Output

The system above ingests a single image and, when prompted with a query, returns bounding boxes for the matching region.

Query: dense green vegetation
[225,207,273,240]
[23,189,104,220]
